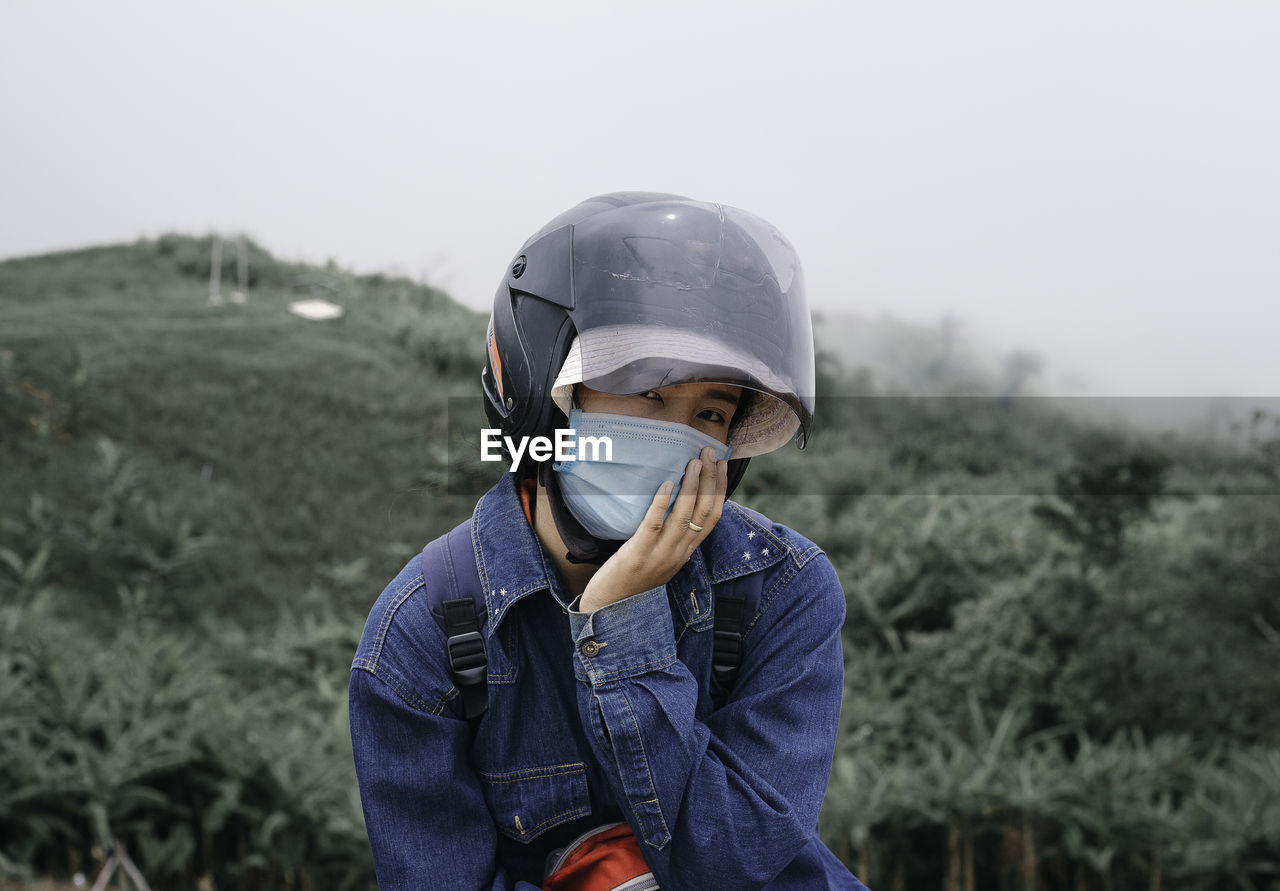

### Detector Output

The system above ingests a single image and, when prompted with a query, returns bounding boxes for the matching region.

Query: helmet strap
[724,456,750,501]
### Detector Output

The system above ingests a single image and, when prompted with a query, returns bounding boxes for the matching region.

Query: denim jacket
[349,476,866,890]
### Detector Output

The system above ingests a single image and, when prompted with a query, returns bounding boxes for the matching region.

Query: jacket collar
[469,475,561,638]
[470,475,789,637]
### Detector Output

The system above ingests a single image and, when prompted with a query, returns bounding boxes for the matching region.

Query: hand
[579,447,729,612]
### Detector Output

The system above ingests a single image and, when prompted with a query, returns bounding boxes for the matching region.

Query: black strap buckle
[712,628,742,687]
[711,594,746,704]
[441,597,488,719]
[447,630,486,685]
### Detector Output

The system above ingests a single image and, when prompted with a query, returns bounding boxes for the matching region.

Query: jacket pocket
[477,761,591,843]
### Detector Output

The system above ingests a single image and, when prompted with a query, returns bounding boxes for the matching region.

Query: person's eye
[699,409,726,424]
[641,390,663,401]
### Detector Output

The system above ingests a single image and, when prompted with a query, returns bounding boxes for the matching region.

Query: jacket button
[581,641,602,657]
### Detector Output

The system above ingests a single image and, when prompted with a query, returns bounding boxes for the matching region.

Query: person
[349,192,868,890]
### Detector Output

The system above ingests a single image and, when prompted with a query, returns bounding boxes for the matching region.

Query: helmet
[482,192,816,469]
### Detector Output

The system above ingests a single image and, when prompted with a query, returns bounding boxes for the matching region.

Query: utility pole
[208,238,223,305]
[230,236,248,304]
[208,236,249,305]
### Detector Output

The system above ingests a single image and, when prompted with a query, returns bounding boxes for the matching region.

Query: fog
[3,0,1277,398]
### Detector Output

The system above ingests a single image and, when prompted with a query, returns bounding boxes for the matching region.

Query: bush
[0,594,373,890]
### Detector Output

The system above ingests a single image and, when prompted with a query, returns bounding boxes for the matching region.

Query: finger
[639,479,676,534]
[690,446,720,529]
[668,456,704,528]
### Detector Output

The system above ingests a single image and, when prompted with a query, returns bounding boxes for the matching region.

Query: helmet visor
[555,200,815,456]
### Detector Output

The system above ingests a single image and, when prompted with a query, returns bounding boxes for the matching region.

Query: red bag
[542,822,659,891]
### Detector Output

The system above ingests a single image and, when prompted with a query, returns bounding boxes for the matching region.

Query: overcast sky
[3,1,1277,397]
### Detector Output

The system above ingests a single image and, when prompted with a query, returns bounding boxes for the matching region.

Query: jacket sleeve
[568,548,866,890]
[348,569,541,891]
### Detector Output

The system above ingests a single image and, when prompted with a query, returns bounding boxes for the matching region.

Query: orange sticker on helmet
[487,321,505,401]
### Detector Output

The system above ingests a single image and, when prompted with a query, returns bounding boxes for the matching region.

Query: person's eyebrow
[704,388,743,407]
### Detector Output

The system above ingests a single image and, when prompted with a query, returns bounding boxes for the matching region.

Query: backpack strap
[712,592,746,697]
[422,520,489,720]
[709,503,775,709]
[710,570,766,709]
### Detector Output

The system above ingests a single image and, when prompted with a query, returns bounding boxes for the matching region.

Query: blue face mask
[554,409,733,541]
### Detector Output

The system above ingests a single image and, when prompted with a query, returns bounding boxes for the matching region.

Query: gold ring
[686,521,704,533]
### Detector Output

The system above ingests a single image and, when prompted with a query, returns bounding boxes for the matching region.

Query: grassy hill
[2,235,491,623]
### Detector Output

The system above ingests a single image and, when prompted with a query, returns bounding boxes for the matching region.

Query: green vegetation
[2,237,1277,889]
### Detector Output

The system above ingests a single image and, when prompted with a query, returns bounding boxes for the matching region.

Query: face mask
[554,409,733,541]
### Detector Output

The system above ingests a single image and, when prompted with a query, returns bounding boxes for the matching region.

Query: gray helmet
[482,191,815,460]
